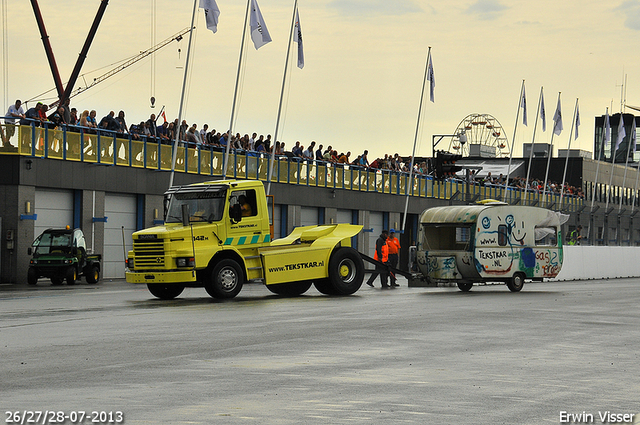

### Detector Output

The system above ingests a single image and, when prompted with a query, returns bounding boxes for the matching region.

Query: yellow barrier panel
[212,151,223,175]
[130,140,145,167]
[160,144,173,170]
[187,147,199,173]
[258,156,268,180]
[100,137,114,164]
[116,138,129,166]
[65,131,81,161]
[200,149,212,175]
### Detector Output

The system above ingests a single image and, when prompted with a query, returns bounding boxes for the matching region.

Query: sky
[2,0,640,162]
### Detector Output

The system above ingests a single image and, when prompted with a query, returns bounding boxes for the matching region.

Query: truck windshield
[32,232,72,255]
[166,191,226,223]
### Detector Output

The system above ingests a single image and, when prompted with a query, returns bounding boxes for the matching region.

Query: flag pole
[523,87,543,205]
[267,0,298,197]
[559,98,578,207]
[618,117,634,213]
[223,0,251,180]
[603,114,625,240]
[504,80,525,200]
[401,47,431,232]
[542,92,561,207]
[169,0,197,189]
[588,108,609,242]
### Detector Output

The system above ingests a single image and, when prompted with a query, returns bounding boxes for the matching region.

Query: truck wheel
[27,268,39,285]
[147,283,184,300]
[66,267,77,285]
[85,265,100,284]
[313,278,337,295]
[507,273,525,292]
[267,281,312,297]
[328,247,364,295]
[205,259,243,299]
[457,282,473,292]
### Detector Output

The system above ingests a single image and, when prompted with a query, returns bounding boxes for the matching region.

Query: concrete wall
[554,246,640,280]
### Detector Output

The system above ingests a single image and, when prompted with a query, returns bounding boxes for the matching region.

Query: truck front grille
[133,238,165,267]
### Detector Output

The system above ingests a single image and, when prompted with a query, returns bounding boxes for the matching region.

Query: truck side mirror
[181,204,190,227]
[230,204,242,224]
[27,247,32,256]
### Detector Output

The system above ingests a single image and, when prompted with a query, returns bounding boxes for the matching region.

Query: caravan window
[422,224,473,251]
[498,225,508,246]
[535,225,557,246]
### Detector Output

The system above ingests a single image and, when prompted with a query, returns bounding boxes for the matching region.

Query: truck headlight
[30,259,38,265]
[176,257,195,268]
[126,257,134,269]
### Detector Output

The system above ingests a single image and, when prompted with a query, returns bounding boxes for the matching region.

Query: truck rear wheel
[66,267,77,285]
[266,281,312,297]
[507,273,525,292]
[147,283,185,300]
[328,247,364,295]
[313,278,337,295]
[27,267,39,285]
[205,259,243,299]
[457,282,473,292]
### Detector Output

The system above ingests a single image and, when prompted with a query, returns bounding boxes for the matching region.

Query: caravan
[414,203,565,292]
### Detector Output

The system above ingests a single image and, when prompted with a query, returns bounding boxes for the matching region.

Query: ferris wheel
[448,113,510,157]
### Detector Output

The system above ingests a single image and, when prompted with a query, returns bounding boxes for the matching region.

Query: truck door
[226,189,268,247]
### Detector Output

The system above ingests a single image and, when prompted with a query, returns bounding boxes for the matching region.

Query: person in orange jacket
[366,230,390,289]
[387,229,401,287]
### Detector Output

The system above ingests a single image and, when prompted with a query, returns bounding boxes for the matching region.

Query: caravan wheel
[507,273,525,292]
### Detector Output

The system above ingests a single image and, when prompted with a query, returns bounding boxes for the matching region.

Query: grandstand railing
[0,122,584,212]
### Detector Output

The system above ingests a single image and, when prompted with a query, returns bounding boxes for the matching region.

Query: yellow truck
[126,180,364,299]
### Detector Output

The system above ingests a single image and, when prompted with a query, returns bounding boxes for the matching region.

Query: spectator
[69,108,78,126]
[315,144,324,161]
[4,99,25,146]
[115,111,129,135]
[146,114,157,138]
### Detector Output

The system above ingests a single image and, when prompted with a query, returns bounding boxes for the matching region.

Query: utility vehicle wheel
[457,282,473,292]
[328,247,364,295]
[147,283,184,300]
[85,265,100,284]
[27,267,38,285]
[66,267,77,285]
[205,259,243,299]
[51,277,63,285]
[507,273,525,292]
[266,281,312,297]
[313,278,337,295]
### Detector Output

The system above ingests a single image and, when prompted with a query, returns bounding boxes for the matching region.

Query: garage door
[367,212,384,257]
[337,209,352,225]
[34,189,74,238]
[272,204,282,240]
[104,193,137,279]
[301,207,318,227]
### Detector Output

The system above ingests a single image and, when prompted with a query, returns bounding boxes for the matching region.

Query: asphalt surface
[1,277,639,425]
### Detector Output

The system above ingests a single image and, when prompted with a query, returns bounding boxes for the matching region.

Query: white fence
[554,246,640,281]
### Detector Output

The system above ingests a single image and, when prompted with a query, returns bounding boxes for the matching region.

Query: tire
[27,267,39,285]
[457,282,473,292]
[327,247,364,295]
[266,281,312,297]
[507,273,525,292]
[85,265,100,284]
[147,283,185,300]
[205,259,244,299]
[66,267,77,285]
[313,278,337,295]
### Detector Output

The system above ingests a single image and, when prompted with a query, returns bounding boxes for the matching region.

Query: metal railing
[0,122,584,212]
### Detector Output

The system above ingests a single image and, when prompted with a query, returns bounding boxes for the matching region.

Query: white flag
[250,0,272,50]
[294,9,304,69]
[574,103,580,140]
[614,115,626,154]
[631,118,637,155]
[427,53,435,102]
[540,90,546,132]
[552,96,563,136]
[604,110,611,148]
[521,85,527,126]
[199,0,220,33]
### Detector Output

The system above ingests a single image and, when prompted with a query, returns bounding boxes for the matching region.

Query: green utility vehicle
[27,227,102,285]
